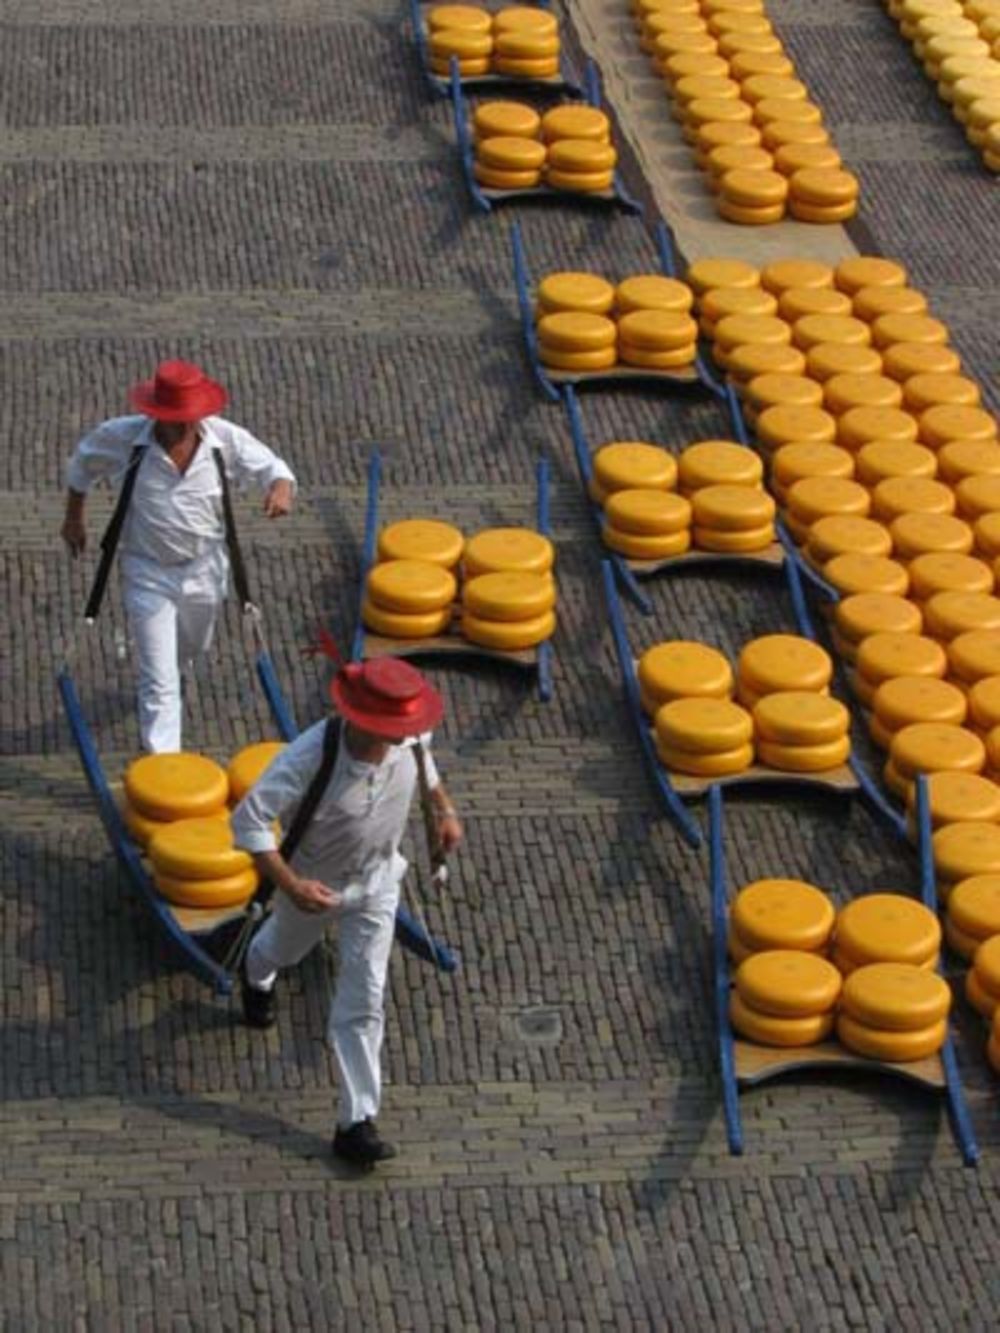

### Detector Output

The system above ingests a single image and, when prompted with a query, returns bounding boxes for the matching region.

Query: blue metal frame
[353,448,554,701]
[601,559,702,848]
[708,784,744,1155]
[450,62,640,215]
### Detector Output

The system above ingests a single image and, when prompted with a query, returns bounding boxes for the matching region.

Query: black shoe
[332,1119,398,1166]
[240,963,276,1030]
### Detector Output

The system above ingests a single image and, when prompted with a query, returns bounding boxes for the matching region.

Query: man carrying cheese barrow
[231,657,463,1169]
[61,359,296,753]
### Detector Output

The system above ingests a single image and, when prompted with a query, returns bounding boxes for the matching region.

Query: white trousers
[246,875,400,1129]
[121,548,228,753]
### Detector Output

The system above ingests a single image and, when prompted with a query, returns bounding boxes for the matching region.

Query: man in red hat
[230,657,463,1168]
[61,359,296,752]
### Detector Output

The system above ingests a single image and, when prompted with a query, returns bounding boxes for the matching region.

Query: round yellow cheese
[617,342,696,369]
[948,873,1000,940]
[125,753,229,823]
[949,629,1000,683]
[955,474,1000,521]
[968,675,1000,729]
[537,271,615,315]
[807,516,893,565]
[494,5,559,33]
[603,525,691,559]
[491,54,560,76]
[793,314,871,354]
[685,256,761,296]
[777,287,853,322]
[836,893,941,967]
[429,28,493,57]
[716,196,787,225]
[835,257,908,295]
[690,484,774,530]
[934,821,1000,883]
[856,631,947,686]
[739,634,832,696]
[909,772,1000,832]
[757,403,838,451]
[728,48,793,81]
[656,739,754,775]
[771,443,854,492]
[965,966,1000,1018]
[773,141,843,174]
[639,640,734,703]
[726,342,806,382]
[788,199,858,224]
[545,166,614,194]
[838,406,919,452]
[615,274,693,315]
[428,5,492,32]
[367,559,456,614]
[149,816,251,882]
[461,607,555,649]
[836,1012,946,1061]
[752,692,849,746]
[686,96,755,132]
[707,8,772,36]
[744,372,824,414]
[978,514,1000,558]
[757,734,851,772]
[538,344,617,371]
[477,134,546,171]
[920,404,998,450]
[855,441,936,488]
[937,439,1000,486]
[806,343,884,385]
[718,167,788,208]
[890,721,985,779]
[852,286,929,323]
[903,372,981,416]
[735,949,841,1017]
[872,477,955,523]
[473,161,541,189]
[730,991,834,1045]
[788,167,860,208]
[836,592,922,643]
[694,524,775,552]
[463,528,554,578]
[706,144,775,182]
[700,285,778,327]
[652,28,719,61]
[617,309,698,351]
[654,696,753,753]
[841,962,951,1031]
[673,73,742,108]
[788,476,871,525]
[428,54,491,75]
[473,100,542,140]
[973,933,1000,994]
[873,675,967,731]
[227,741,287,803]
[155,866,258,909]
[378,519,463,568]
[494,29,560,58]
[362,598,451,639]
[824,373,904,417]
[678,440,763,492]
[695,121,763,157]
[871,312,950,351]
[754,97,824,128]
[733,878,835,952]
[760,119,831,151]
[891,512,975,561]
[594,442,677,494]
[825,553,911,599]
[924,590,1000,640]
[462,570,555,622]
[909,552,994,601]
[716,28,783,58]
[537,310,616,352]
[604,488,691,535]
[539,104,609,144]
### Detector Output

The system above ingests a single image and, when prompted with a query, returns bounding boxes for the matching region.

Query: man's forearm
[252,848,300,893]
[430,782,457,818]
[65,488,86,518]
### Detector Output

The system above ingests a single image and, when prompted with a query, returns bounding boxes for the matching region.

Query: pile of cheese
[886,0,1000,173]
[535,271,698,373]
[472,101,616,194]
[427,4,561,80]
[728,878,950,1059]
[631,0,859,222]
[365,518,557,650]
[638,633,851,776]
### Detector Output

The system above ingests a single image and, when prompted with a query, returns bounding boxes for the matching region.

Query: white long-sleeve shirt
[231,720,441,908]
[66,414,297,566]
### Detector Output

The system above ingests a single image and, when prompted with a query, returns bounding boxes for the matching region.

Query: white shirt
[231,719,441,907]
[66,414,297,566]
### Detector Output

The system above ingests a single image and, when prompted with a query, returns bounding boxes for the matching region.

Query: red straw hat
[129,359,227,422]
[330,659,444,739]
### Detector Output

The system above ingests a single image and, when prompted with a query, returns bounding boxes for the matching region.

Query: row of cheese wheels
[727,880,949,1056]
[589,438,776,557]
[630,0,859,223]
[472,104,617,193]
[886,0,1000,171]
[363,520,556,649]
[426,4,561,79]
[123,745,286,909]
[639,634,851,775]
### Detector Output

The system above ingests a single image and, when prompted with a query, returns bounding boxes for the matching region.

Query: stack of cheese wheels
[730,950,842,1046]
[461,527,556,649]
[832,893,941,975]
[617,308,699,370]
[691,484,776,553]
[717,165,788,224]
[870,675,968,753]
[123,752,230,851]
[492,5,560,79]
[591,441,691,559]
[837,962,951,1061]
[637,639,733,719]
[472,99,541,143]
[427,4,493,77]
[965,931,1000,1018]
[945,873,1000,962]
[728,876,836,965]
[654,695,754,776]
[933,820,1000,902]
[736,633,833,711]
[787,166,860,223]
[545,137,617,194]
[148,816,257,911]
[474,132,546,190]
[535,271,616,372]
[886,721,987,804]
[832,592,922,666]
[752,690,851,773]
[367,519,463,638]
[853,630,947,709]
[227,741,287,804]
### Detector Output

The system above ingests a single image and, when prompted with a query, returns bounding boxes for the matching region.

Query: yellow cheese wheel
[429,54,491,75]
[728,49,793,81]
[473,161,542,189]
[807,516,893,565]
[873,675,967,731]
[125,753,229,823]
[793,314,871,354]
[693,523,775,552]
[654,696,754,753]
[156,865,258,909]
[968,675,1000,728]
[428,5,492,32]
[726,342,806,382]
[713,313,792,356]
[735,949,841,1017]
[892,512,975,560]
[536,311,616,352]
[788,167,860,208]
[716,28,783,58]
[652,28,721,61]
[924,590,1000,640]
[227,741,287,803]
[604,488,691,535]
[890,721,985,779]
[909,552,994,600]
[462,530,552,580]
[852,286,929,323]
[965,966,1000,1018]
[656,739,754,775]
[956,474,1000,520]
[872,477,955,523]
[685,257,760,295]
[836,893,941,967]
[678,440,763,491]
[909,771,1000,834]
[477,134,547,171]
[695,122,763,159]
[825,554,911,600]
[149,816,252,882]
[691,484,774,531]
[615,275,693,314]
[538,344,616,371]
[367,559,457,613]
[473,100,541,140]
[733,878,835,952]
[754,97,824,128]
[740,69,808,103]
[788,476,871,526]
[841,962,951,1031]
[753,692,849,746]
[805,343,884,384]
[974,933,1000,994]
[757,733,851,772]
[494,7,559,35]
[706,144,775,183]
[362,598,452,639]
[701,286,778,329]
[855,440,936,487]
[123,802,176,848]
[377,519,463,568]
[492,54,560,76]
[824,373,904,417]
[903,372,982,416]
[920,404,998,450]
[856,631,947,686]
[604,525,692,559]
[787,199,858,224]
[938,440,1000,486]
[707,8,771,35]
[871,312,950,350]
[776,288,852,323]
[719,167,788,209]
[686,97,755,133]
[739,634,832,696]
[617,309,699,351]
[430,28,493,58]
[838,406,919,451]
[673,73,742,108]
[744,372,824,413]
[773,140,843,174]
[950,629,1000,683]
[593,442,677,494]
[537,271,615,315]
[462,570,555,622]
[978,515,1000,562]
[836,1012,946,1061]
[771,443,854,491]
[494,29,560,58]
[836,592,922,643]
[730,991,834,1045]
[760,119,831,151]
[617,341,696,369]
[756,403,837,450]
[664,47,731,81]
[638,640,734,703]
[934,821,1000,883]
[545,167,614,193]
[948,873,1000,940]
[461,607,554,649]
[539,105,609,144]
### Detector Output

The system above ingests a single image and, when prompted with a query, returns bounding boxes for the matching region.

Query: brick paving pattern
[1,0,999,1327]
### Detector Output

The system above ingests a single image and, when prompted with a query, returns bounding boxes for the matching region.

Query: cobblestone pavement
[2,0,1000,1327]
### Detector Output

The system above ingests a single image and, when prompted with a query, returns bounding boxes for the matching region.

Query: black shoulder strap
[83,444,146,621]
[253,719,342,910]
[212,447,253,611]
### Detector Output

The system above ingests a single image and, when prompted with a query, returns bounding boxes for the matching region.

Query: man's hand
[437,813,463,855]
[61,515,87,557]
[285,876,341,914]
[264,479,294,519]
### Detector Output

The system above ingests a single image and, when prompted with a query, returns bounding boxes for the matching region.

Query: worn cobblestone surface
[2,0,1000,1325]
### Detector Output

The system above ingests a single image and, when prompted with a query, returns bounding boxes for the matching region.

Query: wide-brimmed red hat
[129,359,227,422]
[330,659,444,739]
